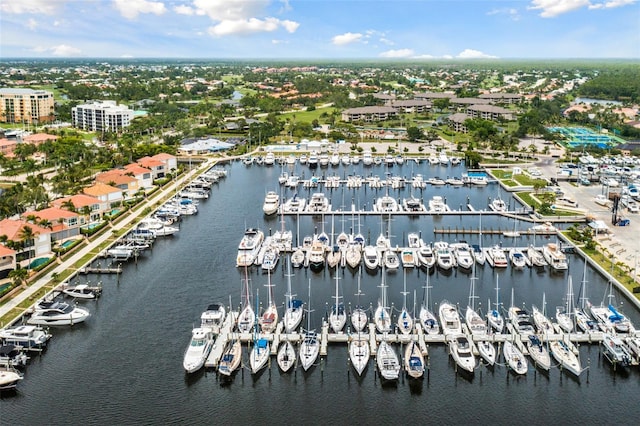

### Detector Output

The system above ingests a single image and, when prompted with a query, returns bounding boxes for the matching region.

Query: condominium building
[0,88,55,124]
[72,101,134,132]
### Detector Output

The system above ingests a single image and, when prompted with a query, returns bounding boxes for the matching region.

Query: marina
[3,157,640,424]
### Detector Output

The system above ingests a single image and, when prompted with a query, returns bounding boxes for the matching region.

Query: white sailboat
[549,339,582,377]
[351,272,368,332]
[574,261,599,332]
[419,272,440,335]
[526,334,551,371]
[299,279,319,371]
[250,290,270,375]
[397,271,413,335]
[556,275,574,333]
[374,267,392,333]
[277,340,297,373]
[283,256,304,333]
[503,339,528,375]
[349,337,370,377]
[236,265,255,333]
[218,338,242,377]
[487,275,504,333]
[404,340,425,379]
[259,270,278,333]
[476,339,496,366]
[465,264,487,336]
[329,273,346,333]
[532,293,555,335]
[376,340,400,382]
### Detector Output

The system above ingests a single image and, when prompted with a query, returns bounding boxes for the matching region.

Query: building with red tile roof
[137,156,167,179]
[22,207,82,240]
[83,182,123,206]
[0,218,53,265]
[0,244,16,279]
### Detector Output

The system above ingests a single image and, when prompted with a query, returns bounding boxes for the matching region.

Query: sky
[0,0,638,59]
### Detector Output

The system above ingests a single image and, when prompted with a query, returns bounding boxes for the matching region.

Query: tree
[18,225,38,271]
[9,268,29,289]
[406,126,424,142]
[61,200,76,212]
[464,150,483,168]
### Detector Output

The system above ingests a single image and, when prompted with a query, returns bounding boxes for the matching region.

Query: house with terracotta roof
[83,182,123,207]
[0,138,17,157]
[52,194,107,222]
[0,244,16,279]
[152,153,177,173]
[23,133,59,146]
[22,207,82,240]
[95,170,139,198]
[137,156,167,179]
[123,163,153,189]
[0,218,53,268]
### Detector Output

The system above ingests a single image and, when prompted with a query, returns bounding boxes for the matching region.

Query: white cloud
[174,5,196,15]
[379,48,414,58]
[412,54,436,59]
[456,49,498,59]
[193,0,270,20]
[379,37,394,46]
[332,32,363,46]
[0,0,60,15]
[27,18,38,30]
[113,0,167,20]
[589,0,637,9]
[207,17,297,36]
[50,44,82,57]
[487,8,521,20]
[529,0,591,17]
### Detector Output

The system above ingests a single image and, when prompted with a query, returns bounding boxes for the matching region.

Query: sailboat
[472,211,486,265]
[349,336,370,377]
[250,290,270,374]
[299,279,319,371]
[376,339,400,382]
[326,215,341,269]
[351,271,368,332]
[419,272,440,335]
[218,337,242,377]
[532,293,554,335]
[502,217,521,238]
[574,261,599,332]
[404,339,425,379]
[503,339,528,375]
[465,264,487,336]
[556,275,574,333]
[487,275,504,333]
[237,265,255,333]
[374,266,392,333]
[397,270,413,335]
[549,339,582,377]
[329,273,346,333]
[277,339,296,373]
[259,269,278,333]
[526,334,551,371]
[283,256,304,333]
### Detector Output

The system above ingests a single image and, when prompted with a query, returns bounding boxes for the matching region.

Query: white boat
[259,271,279,334]
[489,197,507,212]
[476,340,496,366]
[396,272,413,335]
[375,195,400,213]
[589,285,633,334]
[349,338,370,376]
[27,300,90,326]
[556,276,575,333]
[0,367,23,391]
[236,228,264,267]
[439,152,449,165]
[532,303,554,335]
[351,273,368,332]
[412,174,427,189]
[0,325,51,351]
[318,153,330,167]
[250,337,270,374]
[362,150,373,166]
[183,327,214,373]
[509,305,536,336]
[625,336,640,360]
[263,152,275,165]
[307,192,330,213]
[419,273,440,335]
[329,274,346,333]
[261,245,280,273]
[62,283,101,300]
[439,301,462,336]
[549,340,582,376]
[138,217,179,236]
[526,335,551,371]
[277,340,297,373]
[363,245,380,271]
[465,268,487,336]
[404,340,425,379]
[416,243,436,269]
[0,344,29,369]
[449,334,476,374]
[200,303,226,334]
[428,195,448,213]
[382,249,400,270]
[283,258,304,333]
[236,267,255,334]
[530,222,557,234]
[345,242,362,269]
[503,340,528,375]
[376,340,400,382]
[487,275,505,333]
[283,194,306,213]
[262,191,280,216]
[527,245,547,268]
[299,280,319,371]
[434,241,454,270]
[307,239,326,271]
[542,243,568,271]
[290,247,305,268]
[400,248,416,268]
[574,262,600,333]
[374,269,392,333]
[486,245,508,268]
[471,244,485,265]
[326,245,341,269]
[509,248,528,269]
[453,242,474,270]
[217,339,242,377]
[594,194,611,207]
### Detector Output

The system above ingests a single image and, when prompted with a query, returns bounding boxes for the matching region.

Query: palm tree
[18,225,38,271]
[61,200,76,212]
[9,268,29,289]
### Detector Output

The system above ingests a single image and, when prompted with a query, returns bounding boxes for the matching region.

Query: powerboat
[236,228,264,267]
[401,248,416,268]
[453,243,474,270]
[183,327,214,373]
[549,340,582,377]
[0,344,29,369]
[349,338,370,376]
[428,196,447,213]
[416,243,436,269]
[283,194,306,213]
[375,195,400,213]
[508,306,536,336]
[486,245,508,268]
[434,241,455,271]
[277,340,297,373]
[307,192,330,213]
[526,335,551,371]
[0,325,51,351]
[363,245,380,271]
[527,245,547,268]
[376,340,400,382]
[217,339,242,377]
[404,340,425,379]
[503,340,528,375]
[27,300,90,326]
[509,248,528,269]
[200,303,226,334]
[307,240,326,271]
[489,197,507,212]
[382,249,400,270]
[62,283,102,300]
[262,191,280,216]
[449,334,476,374]
[542,243,568,271]
[439,301,462,336]
[0,367,23,391]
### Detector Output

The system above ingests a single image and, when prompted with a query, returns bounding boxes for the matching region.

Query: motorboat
[318,153,330,167]
[428,196,448,213]
[200,303,226,334]
[263,152,275,166]
[503,340,528,375]
[0,345,29,369]
[486,245,508,268]
[27,300,90,326]
[527,246,547,268]
[434,241,455,270]
[217,339,242,377]
[416,243,436,269]
[509,248,528,269]
[307,240,326,271]
[291,247,305,268]
[283,194,306,213]
[183,327,214,373]
[542,243,568,271]
[439,152,449,165]
[236,228,264,267]
[439,301,462,336]
[401,248,416,268]
[376,340,400,382]
[261,245,280,273]
[307,192,330,213]
[449,335,476,374]
[489,197,507,212]
[262,191,280,216]
[625,336,640,360]
[362,150,373,166]
[382,249,400,270]
[429,177,445,186]
[526,335,551,371]
[363,245,380,271]
[452,243,474,270]
[62,283,102,300]
[250,338,270,374]
[529,222,557,234]
[0,325,51,351]
[137,217,179,237]
[349,338,370,376]
[375,195,400,213]
[404,340,425,379]
[594,194,611,207]
[412,174,427,189]
[549,340,582,376]
[277,340,297,373]
[508,306,536,336]
[446,176,464,186]
[0,367,23,391]
[476,340,496,366]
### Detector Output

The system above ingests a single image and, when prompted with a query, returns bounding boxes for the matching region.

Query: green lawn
[280,107,337,123]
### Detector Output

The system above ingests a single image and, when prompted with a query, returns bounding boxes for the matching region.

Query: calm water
[3,160,640,424]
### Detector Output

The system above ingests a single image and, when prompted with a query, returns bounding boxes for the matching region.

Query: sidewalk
[0,159,214,325]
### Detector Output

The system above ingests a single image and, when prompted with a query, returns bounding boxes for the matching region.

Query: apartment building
[0,88,55,124]
[72,100,134,132]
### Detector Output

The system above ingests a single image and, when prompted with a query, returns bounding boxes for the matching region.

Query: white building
[72,101,134,132]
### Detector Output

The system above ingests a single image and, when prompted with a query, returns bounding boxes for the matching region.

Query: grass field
[280,106,337,123]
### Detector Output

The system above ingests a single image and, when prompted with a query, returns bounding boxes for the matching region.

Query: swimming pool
[61,240,76,249]
[29,257,50,269]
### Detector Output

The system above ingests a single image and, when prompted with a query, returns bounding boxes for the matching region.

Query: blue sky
[0,0,638,59]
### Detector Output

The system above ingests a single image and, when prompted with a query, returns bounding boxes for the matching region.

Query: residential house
[0,218,52,268]
[95,170,140,199]
[52,194,106,224]
[124,163,154,189]
[152,153,177,173]
[0,138,17,157]
[0,244,16,279]
[83,182,123,208]
[137,156,167,179]
[22,207,81,241]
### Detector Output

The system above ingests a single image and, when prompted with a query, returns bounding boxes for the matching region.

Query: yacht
[465,272,487,336]
[383,249,400,270]
[452,243,474,270]
[376,340,400,382]
[307,152,318,168]
[362,150,373,166]
[403,196,426,213]
[345,242,362,270]
[503,340,528,375]
[363,245,380,271]
[542,243,568,271]
[375,195,400,213]
[0,344,29,369]
[0,325,51,350]
[349,338,370,376]
[290,247,306,268]
[62,283,101,300]
[259,272,279,334]
[439,301,462,336]
[404,340,425,379]
[183,327,214,373]
[416,243,436,269]
[283,194,306,213]
[428,196,448,213]
[318,153,330,167]
[449,334,476,374]
[307,239,326,271]
[434,241,455,271]
[330,151,341,166]
[27,300,90,326]
[283,258,304,333]
[299,324,319,371]
[200,303,226,334]
[341,154,351,165]
[486,245,508,268]
[527,245,547,268]
[218,339,242,377]
[412,174,427,189]
[277,340,297,373]
[138,217,179,237]
[307,192,330,213]
[549,340,582,377]
[263,152,275,165]
[509,248,528,269]
[401,248,416,268]
[374,271,392,333]
[236,228,264,267]
[508,306,536,336]
[439,152,449,165]
[0,367,23,391]
[489,197,507,212]
[262,191,280,216]
[526,335,551,371]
